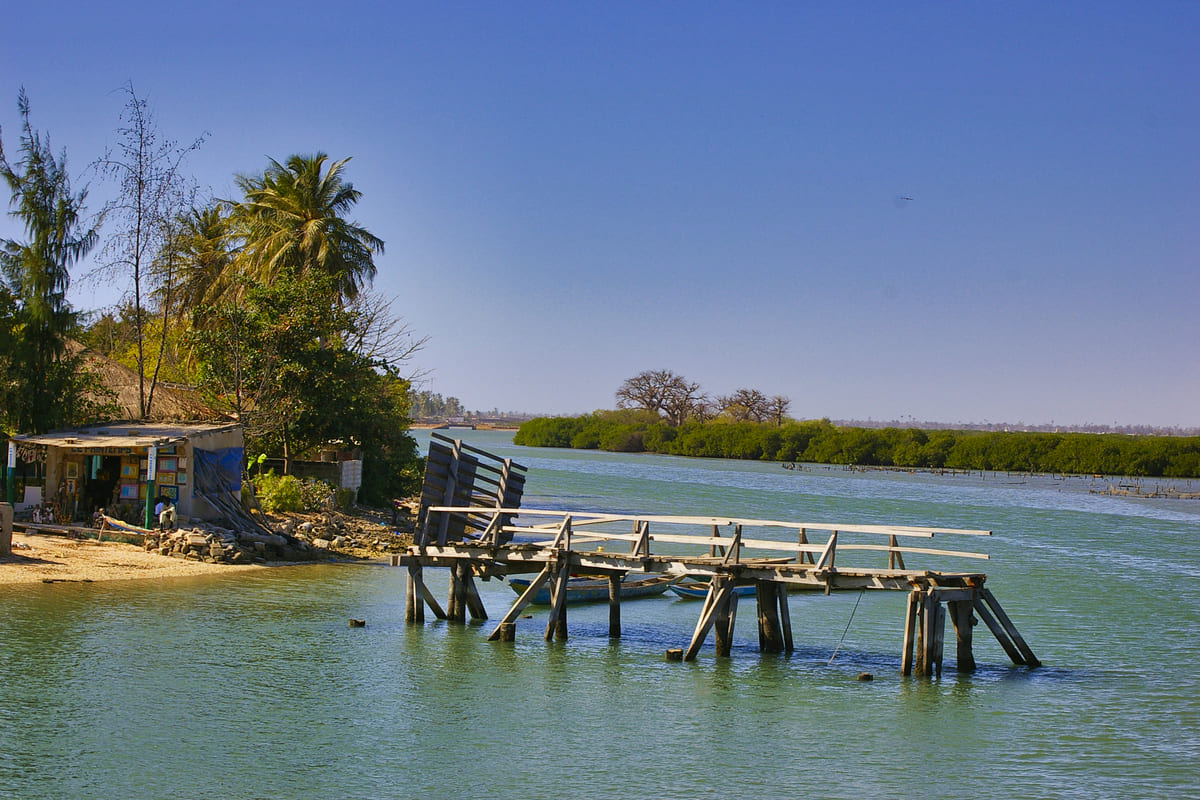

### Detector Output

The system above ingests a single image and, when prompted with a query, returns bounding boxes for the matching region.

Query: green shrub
[253,472,335,513]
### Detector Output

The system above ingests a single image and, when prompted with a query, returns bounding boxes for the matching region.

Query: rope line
[828,588,866,665]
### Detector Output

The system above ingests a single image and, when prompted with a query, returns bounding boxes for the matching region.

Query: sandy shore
[0,531,272,585]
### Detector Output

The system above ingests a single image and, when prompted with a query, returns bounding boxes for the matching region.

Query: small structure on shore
[5,421,244,527]
[398,434,1039,677]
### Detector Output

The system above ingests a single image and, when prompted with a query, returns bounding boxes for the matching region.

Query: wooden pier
[401,435,1039,676]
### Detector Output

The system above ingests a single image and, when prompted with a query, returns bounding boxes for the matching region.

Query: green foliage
[253,472,335,513]
[410,390,464,421]
[335,488,356,511]
[514,416,1200,479]
[0,90,103,433]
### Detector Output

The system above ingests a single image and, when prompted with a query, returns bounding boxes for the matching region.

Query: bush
[254,472,335,513]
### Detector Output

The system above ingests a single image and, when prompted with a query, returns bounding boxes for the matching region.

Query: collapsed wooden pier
[400,434,1039,676]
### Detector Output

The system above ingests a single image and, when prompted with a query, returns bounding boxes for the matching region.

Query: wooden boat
[97,514,153,544]
[669,577,838,598]
[669,579,757,600]
[507,574,679,605]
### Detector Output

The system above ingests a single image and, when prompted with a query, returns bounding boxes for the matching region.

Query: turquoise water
[2,429,1198,799]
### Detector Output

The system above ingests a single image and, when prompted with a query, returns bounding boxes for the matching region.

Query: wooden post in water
[776,583,794,654]
[447,561,466,622]
[405,566,421,623]
[608,574,622,638]
[901,588,920,675]
[461,564,488,622]
[914,589,945,677]
[756,580,786,654]
[947,593,976,673]
[712,580,738,657]
[544,560,570,642]
[406,564,445,623]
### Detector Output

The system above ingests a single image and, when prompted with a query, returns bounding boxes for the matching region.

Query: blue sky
[2,2,1197,426]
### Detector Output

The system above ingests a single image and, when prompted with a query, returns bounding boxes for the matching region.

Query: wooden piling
[901,588,920,675]
[447,561,466,622]
[608,574,622,638]
[756,581,786,654]
[712,580,738,657]
[544,561,570,642]
[461,565,488,621]
[947,596,976,673]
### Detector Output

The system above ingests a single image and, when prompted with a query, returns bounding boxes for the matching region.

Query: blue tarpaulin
[193,447,243,494]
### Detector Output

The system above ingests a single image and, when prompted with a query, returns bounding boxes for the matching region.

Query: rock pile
[142,509,413,565]
[143,523,316,564]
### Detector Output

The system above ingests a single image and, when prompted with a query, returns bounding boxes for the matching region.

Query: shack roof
[11,422,242,450]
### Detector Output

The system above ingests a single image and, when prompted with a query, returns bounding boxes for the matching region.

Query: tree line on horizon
[0,86,424,504]
[512,369,1200,478]
[513,413,1200,478]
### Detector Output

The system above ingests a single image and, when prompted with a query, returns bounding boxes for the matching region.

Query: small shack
[6,421,244,524]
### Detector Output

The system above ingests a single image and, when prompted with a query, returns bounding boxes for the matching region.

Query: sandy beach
[0,531,271,585]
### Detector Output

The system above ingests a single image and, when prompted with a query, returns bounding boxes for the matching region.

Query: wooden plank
[815,531,838,570]
[433,506,987,537]
[972,597,1024,665]
[979,587,1040,667]
[486,565,552,641]
[720,525,743,565]
[409,565,446,620]
[462,564,488,621]
[684,582,725,661]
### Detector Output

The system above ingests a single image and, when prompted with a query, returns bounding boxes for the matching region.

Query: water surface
[2,429,1197,799]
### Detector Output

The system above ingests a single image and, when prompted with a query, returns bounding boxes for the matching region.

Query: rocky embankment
[142,507,415,565]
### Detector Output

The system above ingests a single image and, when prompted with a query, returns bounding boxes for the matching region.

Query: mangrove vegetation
[514,412,1200,479]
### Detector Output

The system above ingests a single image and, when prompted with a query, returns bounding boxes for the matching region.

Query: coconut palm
[231,153,383,303]
[163,204,237,322]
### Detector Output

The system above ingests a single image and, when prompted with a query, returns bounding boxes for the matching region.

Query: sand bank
[0,531,272,585]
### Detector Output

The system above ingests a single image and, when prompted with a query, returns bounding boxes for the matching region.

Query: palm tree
[231,153,383,303]
[164,204,237,323]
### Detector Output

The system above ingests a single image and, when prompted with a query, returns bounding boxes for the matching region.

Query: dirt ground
[0,531,267,584]
[0,506,410,586]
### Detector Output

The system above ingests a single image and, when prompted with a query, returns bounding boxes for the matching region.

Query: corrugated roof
[11,422,241,450]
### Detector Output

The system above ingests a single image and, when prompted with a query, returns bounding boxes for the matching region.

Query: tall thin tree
[0,89,100,432]
[93,83,205,419]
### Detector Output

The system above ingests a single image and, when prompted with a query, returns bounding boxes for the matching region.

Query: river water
[2,429,1198,799]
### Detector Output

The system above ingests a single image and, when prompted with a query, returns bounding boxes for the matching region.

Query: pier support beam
[608,574,622,638]
[756,581,792,654]
[544,560,570,641]
[713,580,739,657]
[685,578,737,661]
[405,565,446,623]
[974,587,1040,667]
[947,597,976,673]
[487,565,552,641]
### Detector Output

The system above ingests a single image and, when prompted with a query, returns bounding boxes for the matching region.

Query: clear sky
[2,2,1197,427]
